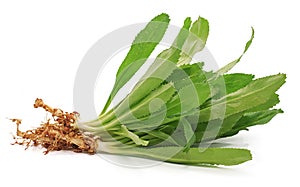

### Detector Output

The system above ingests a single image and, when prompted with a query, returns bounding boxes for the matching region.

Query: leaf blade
[106,147,252,166]
[101,13,170,114]
[199,73,286,122]
[217,27,255,75]
[178,17,209,65]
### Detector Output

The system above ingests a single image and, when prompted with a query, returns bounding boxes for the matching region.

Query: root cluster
[11,98,98,154]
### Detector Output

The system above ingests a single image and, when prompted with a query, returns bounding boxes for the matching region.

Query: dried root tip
[11,98,98,155]
[10,118,22,125]
[33,98,79,127]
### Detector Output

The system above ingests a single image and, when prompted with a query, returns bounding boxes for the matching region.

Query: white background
[0,0,299,186]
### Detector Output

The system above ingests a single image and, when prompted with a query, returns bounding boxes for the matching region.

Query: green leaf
[127,83,176,119]
[113,18,195,117]
[115,125,149,146]
[167,62,206,86]
[246,93,280,112]
[107,146,252,166]
[178,17,209,65]
[101,13,170,114]
[199,73,286,122]
[170,147,252,166]
[106,17,205,119]
[109,83,176,130]
[181,118,197,152]
[223,73,254,94]
[193,112,244,142]
[112,55,198,126]
[210,73,254,100]
[124,109,168,130]
[190,17,209,45]
[216,27,255,75]
[216,113,244,138]
[122,17,194,108]
[166,82,210,116]
[164,63,211,116]
[235,109,283,129]
[221,109,284,137]
[126,66,211,128]
[172,17,192,52]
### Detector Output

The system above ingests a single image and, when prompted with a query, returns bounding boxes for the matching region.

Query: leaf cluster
[81,13,286,166]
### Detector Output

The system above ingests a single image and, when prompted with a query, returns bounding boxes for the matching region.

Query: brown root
[11,98,98,155]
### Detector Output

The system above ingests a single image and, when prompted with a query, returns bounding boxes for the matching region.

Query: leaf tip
[232,148,253,166]
[251,26,255,36]
[278,108,284,114]
[153,13,170,22]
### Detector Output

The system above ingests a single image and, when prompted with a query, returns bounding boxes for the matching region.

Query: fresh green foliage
[80,14,286,167]
[104,146,252,166]
[101,13,170,114]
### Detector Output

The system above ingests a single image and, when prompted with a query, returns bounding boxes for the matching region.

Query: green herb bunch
[80,13,286,166]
